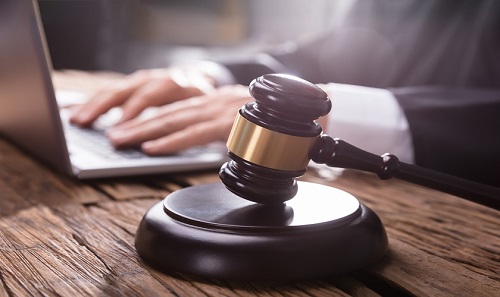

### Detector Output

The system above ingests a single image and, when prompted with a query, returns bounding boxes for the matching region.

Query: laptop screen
[0,0,72,174]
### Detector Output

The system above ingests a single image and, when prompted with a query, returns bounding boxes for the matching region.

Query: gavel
[221,74,500,209]
[135,74,499,282]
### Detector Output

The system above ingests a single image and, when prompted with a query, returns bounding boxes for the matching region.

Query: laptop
[0,0,228,179]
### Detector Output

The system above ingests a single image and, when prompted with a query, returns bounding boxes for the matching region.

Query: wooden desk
[0,71,498,296]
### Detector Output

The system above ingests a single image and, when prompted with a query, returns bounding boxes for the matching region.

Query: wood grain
[1,136,498,296]
[0,141,108,208]
[0,71,498,296]
[304,168,500,296]
[0,206,108,296]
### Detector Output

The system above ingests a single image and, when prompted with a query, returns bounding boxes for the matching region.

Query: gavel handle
[311,135,500,210]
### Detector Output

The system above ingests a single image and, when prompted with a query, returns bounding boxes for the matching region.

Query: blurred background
[39,0,350,73]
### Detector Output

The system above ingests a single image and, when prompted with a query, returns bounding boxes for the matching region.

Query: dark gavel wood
[135,74,390,282]
[312,136,500,210]
[135,74,388,282]
[135,181,387,282]
[135,73,499,283]
[219,73,332,204]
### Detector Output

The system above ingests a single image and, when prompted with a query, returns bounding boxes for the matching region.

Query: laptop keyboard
[63,123,227,161]
[60,108,227,161]
[64,124,147,160]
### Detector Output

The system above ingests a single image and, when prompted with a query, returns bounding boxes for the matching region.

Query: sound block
[135,181,388,282]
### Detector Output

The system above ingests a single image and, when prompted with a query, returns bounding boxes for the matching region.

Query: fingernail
[142,141,154,150]
[74,111,91,124]
[142,141,159,154]
[108,130,129,141]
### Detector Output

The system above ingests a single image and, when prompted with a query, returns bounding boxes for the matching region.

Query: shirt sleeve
[320,83,414,164]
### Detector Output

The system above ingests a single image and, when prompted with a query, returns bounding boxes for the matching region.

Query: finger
[115,96,207,131]
[69,75,148,126]
[141,118,233,155]
[118,79,203,124]
[140,86,249,121]
[107,105,213,148]
[119,68,216,124]
[109,86,250,151]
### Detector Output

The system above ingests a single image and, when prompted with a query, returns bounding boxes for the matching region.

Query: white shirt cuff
[321,83,415,164]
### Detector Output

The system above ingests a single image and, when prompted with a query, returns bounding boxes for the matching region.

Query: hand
[106,85,252,155]
[69,67,216,126]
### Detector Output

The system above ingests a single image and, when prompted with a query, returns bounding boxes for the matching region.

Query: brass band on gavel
[226,113,318,171]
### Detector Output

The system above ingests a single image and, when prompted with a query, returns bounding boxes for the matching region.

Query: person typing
[70,0,500,187]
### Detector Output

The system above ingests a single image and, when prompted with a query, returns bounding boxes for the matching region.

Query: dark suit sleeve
[391,87,500,187]
[215,53,296,86]
[215,0,500,187]
[217,36,333,86]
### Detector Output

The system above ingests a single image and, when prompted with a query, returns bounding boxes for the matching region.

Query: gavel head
[219,74,332,204]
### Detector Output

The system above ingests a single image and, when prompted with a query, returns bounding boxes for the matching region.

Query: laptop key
[64,124,148,160]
